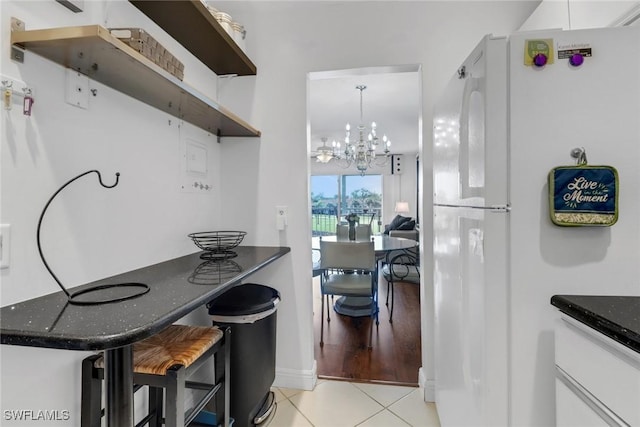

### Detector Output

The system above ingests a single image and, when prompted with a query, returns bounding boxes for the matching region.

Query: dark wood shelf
[129,0,256,76]
[11,25,260,137]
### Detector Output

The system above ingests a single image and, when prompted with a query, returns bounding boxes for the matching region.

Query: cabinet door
[556,376,611,427]
[555,316,640,425]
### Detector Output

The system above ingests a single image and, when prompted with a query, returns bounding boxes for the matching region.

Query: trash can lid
[208,283,280,316]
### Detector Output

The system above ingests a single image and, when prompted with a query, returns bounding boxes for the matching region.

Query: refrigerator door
[433,205,509,427]
[433,35,508,208]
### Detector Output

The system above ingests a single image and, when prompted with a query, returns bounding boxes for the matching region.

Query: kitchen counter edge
[551,294,640,354]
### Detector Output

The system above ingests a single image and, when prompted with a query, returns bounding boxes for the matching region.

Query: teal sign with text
[548,166,618,226]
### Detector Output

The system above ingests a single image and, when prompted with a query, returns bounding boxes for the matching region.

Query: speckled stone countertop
[0,246,290,351]
[551,295,640,353]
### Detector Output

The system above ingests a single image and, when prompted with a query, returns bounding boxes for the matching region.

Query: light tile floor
[269,380,441,427]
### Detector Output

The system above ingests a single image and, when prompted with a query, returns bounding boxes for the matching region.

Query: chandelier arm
[373,155,391,167]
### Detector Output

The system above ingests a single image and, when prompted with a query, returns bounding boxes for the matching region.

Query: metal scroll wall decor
[37,170,149,305]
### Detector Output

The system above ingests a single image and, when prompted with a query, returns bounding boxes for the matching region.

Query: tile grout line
[351,382,417,427]
[278,387,317,427]
[275,381,420,427]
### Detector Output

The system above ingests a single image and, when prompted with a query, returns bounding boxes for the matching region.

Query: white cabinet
[555,315,640,426]
[555,376,609,427]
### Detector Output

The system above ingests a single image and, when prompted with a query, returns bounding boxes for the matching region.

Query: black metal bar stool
[81,324,230,427]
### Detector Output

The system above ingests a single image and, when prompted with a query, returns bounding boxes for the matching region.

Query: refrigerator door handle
[489,205,510,213]
[460,76,483,199]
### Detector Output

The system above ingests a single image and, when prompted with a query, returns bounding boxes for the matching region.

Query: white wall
[0,1,538,424]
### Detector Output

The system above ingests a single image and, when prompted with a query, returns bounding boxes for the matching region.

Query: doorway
[308,65,422,385]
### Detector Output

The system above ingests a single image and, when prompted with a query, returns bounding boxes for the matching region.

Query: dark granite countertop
[0,246,290,351]
[551,295,640,353]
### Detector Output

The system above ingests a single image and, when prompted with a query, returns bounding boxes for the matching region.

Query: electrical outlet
[1,224,11,269]
[64,68,89,109]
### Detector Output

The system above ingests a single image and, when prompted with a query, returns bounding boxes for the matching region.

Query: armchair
[383,214,417,236]
[389,228,418,241]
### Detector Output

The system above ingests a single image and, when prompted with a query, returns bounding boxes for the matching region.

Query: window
[311,174,383,236]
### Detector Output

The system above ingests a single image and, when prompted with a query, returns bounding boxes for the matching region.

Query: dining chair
[336,224,349,240]
[382,249,420,322]
[319,240,378,349]
[355,224,372,241]
[312,248,323,278]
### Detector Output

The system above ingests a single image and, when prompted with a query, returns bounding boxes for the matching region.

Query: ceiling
[309,67,421,156]
[213,1,543,159]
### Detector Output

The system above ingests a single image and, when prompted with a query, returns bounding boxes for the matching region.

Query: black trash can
[207,284,280,427]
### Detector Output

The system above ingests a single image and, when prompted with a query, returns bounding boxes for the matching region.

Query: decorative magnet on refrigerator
[524,39,554,67]
[548,148,618,226]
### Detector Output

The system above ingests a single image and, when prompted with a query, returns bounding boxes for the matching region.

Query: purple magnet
[533,53,548,67]
[569,53,584,67]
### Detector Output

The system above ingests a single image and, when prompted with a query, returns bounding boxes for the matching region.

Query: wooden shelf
[11,25,260,137]
[129,0,256,77]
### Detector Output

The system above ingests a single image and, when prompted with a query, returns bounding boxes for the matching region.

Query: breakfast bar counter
[0,245,291,426]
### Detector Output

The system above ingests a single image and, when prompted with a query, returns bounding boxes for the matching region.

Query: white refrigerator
[433,26,640,426]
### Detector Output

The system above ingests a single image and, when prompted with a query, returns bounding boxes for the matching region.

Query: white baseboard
[419,367,435,402]
[273,361,317,391]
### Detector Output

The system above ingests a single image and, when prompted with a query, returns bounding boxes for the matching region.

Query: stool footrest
[135,412,155,427]
[186,380,219,391]
[185,382,222,426]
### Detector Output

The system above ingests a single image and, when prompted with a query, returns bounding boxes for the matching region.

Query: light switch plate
[1,224,11,269]
[276,206,288,230]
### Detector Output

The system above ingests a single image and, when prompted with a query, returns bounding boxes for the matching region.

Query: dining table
[0,246,290,427]
[312,234,418,316]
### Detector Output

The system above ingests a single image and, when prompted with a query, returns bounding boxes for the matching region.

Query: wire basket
[188,231,247,260]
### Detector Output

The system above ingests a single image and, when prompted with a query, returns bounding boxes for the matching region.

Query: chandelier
[321,85,391,175]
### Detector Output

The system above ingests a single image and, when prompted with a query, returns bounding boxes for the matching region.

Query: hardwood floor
[313,273,421,386]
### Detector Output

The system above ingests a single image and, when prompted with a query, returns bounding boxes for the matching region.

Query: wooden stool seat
[95,325,224,375]
[82,324,230,427]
